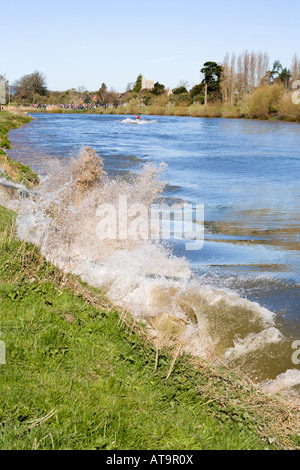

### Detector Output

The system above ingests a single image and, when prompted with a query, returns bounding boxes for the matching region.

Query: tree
[272,60,282,75]
[265,60,282,84]
[291,54,300,82]
[278,68,291,89]
[220,51,270,102]
[172,85,188,95]
[83,94,91,104]
[14,71,47,103]
[189,62,223,104]
[105,89,119,106]
[77,86,87,100]
[126,82,134,92]
[170,92,191,106]
[141,91,153,106]
[0,74,8,105]
[132,74,142,93]
[151,82,165,96]
[189,83,205,103]
[97,83,107,103]
[201,62,222,91]
[171,85,190,105]
[265,61,291,88]
[96,84,118,106]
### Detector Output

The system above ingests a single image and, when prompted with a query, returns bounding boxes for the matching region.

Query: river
[6,112,300,400]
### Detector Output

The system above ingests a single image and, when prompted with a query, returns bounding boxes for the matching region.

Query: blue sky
[1,0,299,92]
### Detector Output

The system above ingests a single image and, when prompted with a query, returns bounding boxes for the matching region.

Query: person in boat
[136,115,141,120]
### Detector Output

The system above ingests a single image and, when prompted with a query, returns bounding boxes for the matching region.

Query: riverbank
[0,205,299,450]
[17,104,300,123]
[8,85,300,123]
[0,111,39,189]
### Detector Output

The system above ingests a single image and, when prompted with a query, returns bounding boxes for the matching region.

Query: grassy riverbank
[14,83,300,123]
[0,111,39,189]
[0,205,299,450]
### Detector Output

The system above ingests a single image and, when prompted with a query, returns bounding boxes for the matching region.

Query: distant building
[141,77,154,90]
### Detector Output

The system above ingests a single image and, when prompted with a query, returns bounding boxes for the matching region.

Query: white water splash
[122,118,157,125]
[260,369,300,403]
[224,327,283,360]
[13,146,300,399]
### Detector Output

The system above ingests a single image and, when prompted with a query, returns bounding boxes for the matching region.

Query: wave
[12,147,299,400]
[260,370,300,403]
[121,118,157,125]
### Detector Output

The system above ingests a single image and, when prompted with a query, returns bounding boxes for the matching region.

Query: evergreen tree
[151,82,165,96]
[132,74,142,93]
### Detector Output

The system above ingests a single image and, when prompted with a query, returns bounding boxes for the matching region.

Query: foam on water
[224,327,283,360]
[14,147,300,400]
[260,370,300,403]
[122,118,157,125]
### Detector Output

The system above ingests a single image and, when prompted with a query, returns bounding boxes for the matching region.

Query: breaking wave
[12,146,300,402]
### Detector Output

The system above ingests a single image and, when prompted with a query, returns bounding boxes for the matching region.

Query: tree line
[1,51,300,108]
[127,52,300,107]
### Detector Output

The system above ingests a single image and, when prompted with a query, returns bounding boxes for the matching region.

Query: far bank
[7,83,300,123]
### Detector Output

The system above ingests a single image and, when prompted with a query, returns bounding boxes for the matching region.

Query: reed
[188,103,223,118]
[241,84,285,119]
[173,105,190,116]
[277,92,300,121]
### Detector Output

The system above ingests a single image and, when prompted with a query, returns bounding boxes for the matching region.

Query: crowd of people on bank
[28,103,119,110]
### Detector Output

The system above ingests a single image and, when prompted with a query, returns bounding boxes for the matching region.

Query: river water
[7,113,300,400]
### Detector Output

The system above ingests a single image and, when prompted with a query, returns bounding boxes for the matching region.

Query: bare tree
[0,74,8,105]
[229,53,236,104]
[96,83,118,106]
[257,52,263,86]
[221,51,270,102]
[236,53,244,99]
[242,50,250,94]
[261,53,270,85]
[221,53,230,103]
[14,71,47,103]
[77,86,87,101]
[249,51,257,91]
[291,54,300,81]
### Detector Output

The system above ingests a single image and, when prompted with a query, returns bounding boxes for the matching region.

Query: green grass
[0,111,32,148]
[0,111,39,189]
[0,205,299,450]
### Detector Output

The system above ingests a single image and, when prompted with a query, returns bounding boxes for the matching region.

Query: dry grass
[0,153,39,189]
[241,84,285,119]
[194,355,300,449]
[277,92,300,121]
